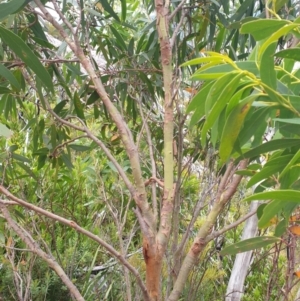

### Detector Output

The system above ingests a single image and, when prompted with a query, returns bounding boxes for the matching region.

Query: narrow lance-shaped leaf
[187,82,214,113]
[260,42,277,90]
[258,24,298,61]
[0,64,20,90]
[243,190,300,203]
[201,72,244,146]
[120,0,127,22]
[219,94,258,162]
[191,61,258,80]
[0,26,54,93]
[235,138,300,161]
[73,92,86,122]
[181,56,228,67]
[274,118,300,125]
[240,19,290,41]
[0,0,31,20]
[220,236,280,256]
[279,149,300,179]
[188,83,214,128]
[226,84,254,117]
[99,0,120,21]
[247,165,286,188]
[258,200,290,229]
[109,25,127,50]
[275,48,300,61]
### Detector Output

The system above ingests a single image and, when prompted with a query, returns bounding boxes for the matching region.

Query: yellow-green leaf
[201,72,244,145]
[219,95,258,162]
[258,24,298,61]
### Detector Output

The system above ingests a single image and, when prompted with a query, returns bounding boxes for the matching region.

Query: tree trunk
[225,201,260,301]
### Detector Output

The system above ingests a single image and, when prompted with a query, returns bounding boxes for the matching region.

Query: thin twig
[50,135,88,157]
[0,185,150,301]
[168,0,188,20]
[205,208,258,243]
[170,9,187,49]
[51,0,76,36]
[1,203,85,301]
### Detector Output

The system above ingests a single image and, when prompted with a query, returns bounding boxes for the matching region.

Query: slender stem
[168,0,188,20]
[205,208,258,243]
[0,185,150,301]
[167,160,248,301]
[0,204,85,301]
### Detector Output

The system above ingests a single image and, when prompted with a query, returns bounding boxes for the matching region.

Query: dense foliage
[1,0,300,301]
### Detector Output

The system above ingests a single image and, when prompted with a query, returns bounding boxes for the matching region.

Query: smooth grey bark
[225,201,260,301]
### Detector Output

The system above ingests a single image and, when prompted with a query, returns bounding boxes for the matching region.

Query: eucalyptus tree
[1,0,300,301]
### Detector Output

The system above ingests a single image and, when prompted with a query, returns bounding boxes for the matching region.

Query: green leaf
[73,92,85,121]
[260,42,277,90]
[219,95,258,162]
[247,165,283,188]
[0,64,20,90]
[0,123,12,138]
[274,219,288,237]
[109,25,126,51]
[69,144,90,151]
[61,152,73,170]
[243,190,300,203]
[37,155,47,170]
[258,200,285,228]
[11,153,31,163]
[205,72,241,115]
[191,61,258,80]
[240,19,290,41]
[0,87,11,94]
[0,26,54,92]
[120,0,126,21]
[201,72,244,145]
[274,0,289,12]
[275,48,300,61]
[220,236,280,256]
[181,56,228,67]
[238,107,269,147]
[274,118,300,125]
[16,162,38,180]
[230,0,255,22]
[0,0,30,20]
[259,24,298,60]
[54,100,68,115]
[215,25,225,52]
[128,38,134,57]
[99,0,120,22]
[86,91,100,105]
[187,82,214,113]
[236,139,300,161]
[235,169,256,176]
[226,84,254,117]
[279,149,300,178]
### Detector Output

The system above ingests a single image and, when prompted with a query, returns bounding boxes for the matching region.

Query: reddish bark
[143,239,163,301]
